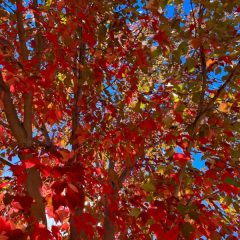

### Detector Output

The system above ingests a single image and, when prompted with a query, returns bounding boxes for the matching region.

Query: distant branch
[15,0,27,61]
[193,60,240,127]
[190,0,197,38]
[174,60,240,198]
[71,27,85,152]
[198,44,207,113]
[34,115,52,147]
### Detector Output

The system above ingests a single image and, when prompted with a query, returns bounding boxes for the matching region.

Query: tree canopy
[0,0,239,239]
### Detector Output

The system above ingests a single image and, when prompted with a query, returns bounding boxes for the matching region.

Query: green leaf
[181,222,194,240]
[224,177,240,187]
[214,67,222,75]
[178,42,188,55]
[129,208,141,218]
[141,182,156,192]
[185,58,195,73]
[173,83,186,94]
[192,92,201,103]
[175,103,186,112]
[172,93,179,102]
[177,204,188,214]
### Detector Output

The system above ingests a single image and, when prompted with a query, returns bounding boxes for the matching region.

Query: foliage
[0,0,239,239]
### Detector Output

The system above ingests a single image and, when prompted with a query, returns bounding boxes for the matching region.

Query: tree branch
[69,27,86,240]
[71,27,85,152]
[0,71,27,147]
[16,0,32,147]
[32,0,44,70]
[23,91,33,146]
[198,44,207,113]
[103,159,117,240]
[34,116,52,146]
[0,157,14,167]
[15,0,27,61]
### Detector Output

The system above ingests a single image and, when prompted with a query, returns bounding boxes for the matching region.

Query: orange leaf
[206,58,217,68]
[190,38,201,49]
[219,102,232,113]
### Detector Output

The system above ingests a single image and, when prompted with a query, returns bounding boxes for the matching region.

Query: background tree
[0,0,239,239]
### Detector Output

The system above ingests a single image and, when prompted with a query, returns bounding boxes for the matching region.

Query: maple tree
[0,0,239,239]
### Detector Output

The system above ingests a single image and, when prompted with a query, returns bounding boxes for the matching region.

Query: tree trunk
[69,208,86,240]
[103,204,116,240]
[19,150,47,225]
[26,167,47,225]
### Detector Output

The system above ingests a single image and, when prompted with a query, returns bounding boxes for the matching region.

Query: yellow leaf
[45,0,52,7]
[60,14,67,25]
[185,189,192,194]
[140,102,146,109]
[219,196,224,204]
[57,72,66,82]
[60,139,67,147]
[156,166,165,175]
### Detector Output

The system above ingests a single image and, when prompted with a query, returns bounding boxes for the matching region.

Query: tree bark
[26,167,47,224]
[103,203,116,240]
[16,0,46,226]
[69,208,86,240]
[18,150,47,225]
[103,160,117,240]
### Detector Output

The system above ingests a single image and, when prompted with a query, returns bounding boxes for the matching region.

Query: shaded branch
[71,27,85,152]
[23,92,33,146]
[34,114,52,147]
[0,157,14,167]
[198,44,207,113]
[118,165,134,185]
